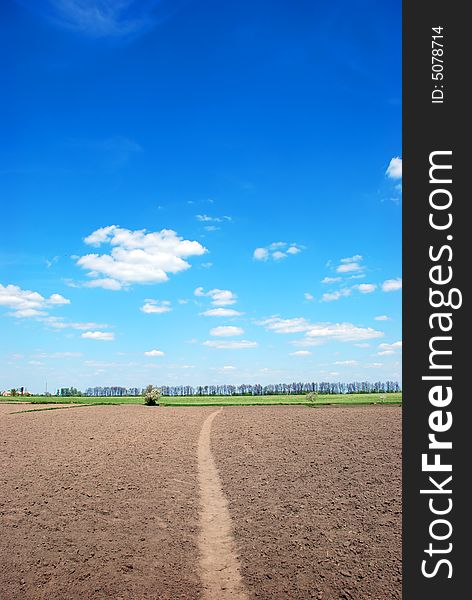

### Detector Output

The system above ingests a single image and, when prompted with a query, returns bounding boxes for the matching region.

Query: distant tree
[143,385,161,406]
[306,391,319,404]
[10,388,17,396]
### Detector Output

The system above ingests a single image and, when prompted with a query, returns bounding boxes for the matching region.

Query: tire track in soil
[197,409,249,600]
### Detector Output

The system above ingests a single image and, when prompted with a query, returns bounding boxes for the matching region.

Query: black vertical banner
[404,1,468,598]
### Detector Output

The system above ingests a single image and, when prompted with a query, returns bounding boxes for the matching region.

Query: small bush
[305,391,319,403]
[143,385,161,406]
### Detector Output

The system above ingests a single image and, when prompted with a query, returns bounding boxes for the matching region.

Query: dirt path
[197,409,248,600]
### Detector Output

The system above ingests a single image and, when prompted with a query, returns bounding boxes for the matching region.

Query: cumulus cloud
[341,254,363,263]
[0,283,70,318]
[382,278,402,292]
[203,340,258,349]
[386,157,402,179]
[289,350,312,356]
[306,323,383,342]
[375,315,391,321]
[144,349,165,357]
[253,242,304,261]
[336,260,363,274]
[253,247,269,261]
[140,299,172,314]
[321,288,351,302]
[200,308,244,317]
[83,278,123,290]
[210,326,244,337]
[334,360,358,365]
[257,317,313,334]
[321,276,342,284]
[377,341,402,356]
[76,226,207,290]
[258,316,384,344]
[356,283,377,294]
[81,331,114,341]
[304,292,315,301]
[194,287,237,306]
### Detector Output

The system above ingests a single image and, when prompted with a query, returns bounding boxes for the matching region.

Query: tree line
[53,380,401,397]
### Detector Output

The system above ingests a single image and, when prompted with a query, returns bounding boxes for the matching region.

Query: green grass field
[1,392,402,407]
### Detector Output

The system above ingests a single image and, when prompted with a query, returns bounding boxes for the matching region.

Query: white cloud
[335,255,364,274]
[304,292,315,301]
[306,323,383,342]
[378,341,402,356]
[375,315,391,321]
[194,287,237,306]
[0,283,70,318]
[203,340,258,349]
[321,288,351,302]
[253,242,303,261]
[340,254,363,263]
[253,247,269,261]
[81,331,115,341]
[337,262,362,274]
[83,278,123,290]
[48,293,70,305]
[321,277,342,284]
[140,299,172,314]
[144,349,165,357]
[289,350,312,356]
[221,365,236,370]
[196,214,231,223]
[41,317,110,331]
[257,316,312,334]
[76,226,207,290]
[382,278,402,292]
[356,283,377,294]
[335,360,358,365]
[386,157,402,179]
[200,308,244,317]
[45,256,59,268]
[210,326,244,337]
[258,316,383,343]
[28,0,165,39]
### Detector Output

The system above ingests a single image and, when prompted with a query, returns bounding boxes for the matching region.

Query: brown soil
[0,404,401,599]
[212,406,402,600]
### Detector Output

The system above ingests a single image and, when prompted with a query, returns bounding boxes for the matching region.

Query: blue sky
[0,0,402,393]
